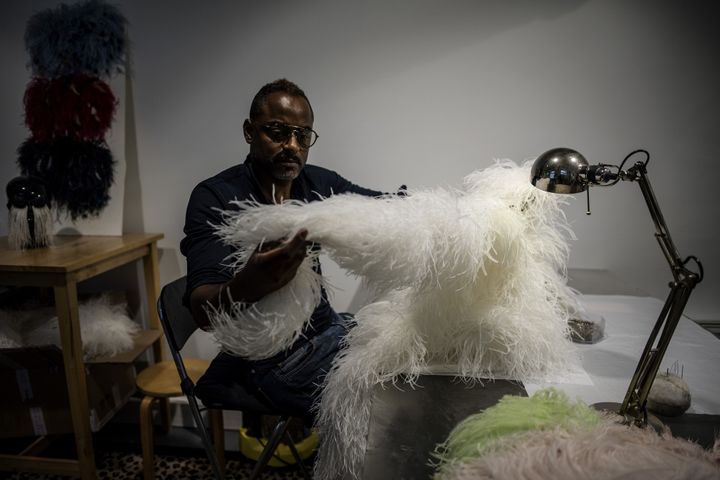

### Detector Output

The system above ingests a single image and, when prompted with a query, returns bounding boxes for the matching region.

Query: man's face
[244,91,314,183]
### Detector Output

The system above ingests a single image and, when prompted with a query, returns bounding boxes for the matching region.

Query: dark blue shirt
[180,157,382,333]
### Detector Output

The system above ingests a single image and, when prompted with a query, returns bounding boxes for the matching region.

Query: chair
[156,276,312,480]
[136,355,212,480]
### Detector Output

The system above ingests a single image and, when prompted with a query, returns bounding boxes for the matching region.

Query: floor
[0,422,310,480]
[5,450,307,480]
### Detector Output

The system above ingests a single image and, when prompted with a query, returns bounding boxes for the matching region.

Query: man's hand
[235,228,310,302]
[189,229,310,329]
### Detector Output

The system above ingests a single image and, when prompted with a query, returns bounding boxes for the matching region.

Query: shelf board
[86,329,163,364]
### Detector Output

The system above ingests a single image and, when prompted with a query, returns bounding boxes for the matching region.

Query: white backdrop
[1,0,718,361]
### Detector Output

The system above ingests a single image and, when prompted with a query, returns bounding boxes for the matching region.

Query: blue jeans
[196,311,352,421]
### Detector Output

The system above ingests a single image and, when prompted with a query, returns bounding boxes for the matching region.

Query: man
[180,79,381,418]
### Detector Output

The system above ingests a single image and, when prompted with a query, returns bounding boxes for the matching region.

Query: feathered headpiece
[18,138,115,220]
[24,0,127,78]
[24,74,116,141]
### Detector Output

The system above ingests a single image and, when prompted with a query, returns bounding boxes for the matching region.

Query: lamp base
[591,402,665,432]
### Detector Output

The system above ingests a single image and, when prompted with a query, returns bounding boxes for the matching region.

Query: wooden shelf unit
[0,233,164,480]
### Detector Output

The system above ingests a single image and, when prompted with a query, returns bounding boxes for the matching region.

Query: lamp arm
[624,161,684,275]
[617,161,702,425]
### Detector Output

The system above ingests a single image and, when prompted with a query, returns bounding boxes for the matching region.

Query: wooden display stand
[0,234,164,479]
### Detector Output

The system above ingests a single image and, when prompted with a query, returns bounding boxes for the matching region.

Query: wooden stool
[136,358,223,480]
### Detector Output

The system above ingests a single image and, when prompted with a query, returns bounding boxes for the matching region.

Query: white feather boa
[213,161,580,479]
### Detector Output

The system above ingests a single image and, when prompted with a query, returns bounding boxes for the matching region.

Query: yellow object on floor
[239,427,318,467]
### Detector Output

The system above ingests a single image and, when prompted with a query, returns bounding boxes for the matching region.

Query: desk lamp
[530,147,704,426]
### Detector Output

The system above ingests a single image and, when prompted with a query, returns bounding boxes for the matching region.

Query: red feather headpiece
[23,74,117,141]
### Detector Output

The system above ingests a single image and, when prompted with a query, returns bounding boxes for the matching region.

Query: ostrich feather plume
[24,0,127,78]
[214,161,579,479]
[437,420,720,480]
[18,137,115,220]
[24,75,116,141]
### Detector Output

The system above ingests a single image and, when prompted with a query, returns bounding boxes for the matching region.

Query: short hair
[249,78,314,120]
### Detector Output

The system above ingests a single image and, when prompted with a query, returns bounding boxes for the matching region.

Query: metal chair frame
[157,276,311,480]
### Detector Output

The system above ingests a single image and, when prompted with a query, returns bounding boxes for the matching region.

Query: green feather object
[434,388,602,471]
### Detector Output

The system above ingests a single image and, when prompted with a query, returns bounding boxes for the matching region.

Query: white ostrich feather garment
[213,161,580,479]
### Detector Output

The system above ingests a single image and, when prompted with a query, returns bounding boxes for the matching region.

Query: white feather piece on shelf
[213,161,580,479]
[1,294,139,360]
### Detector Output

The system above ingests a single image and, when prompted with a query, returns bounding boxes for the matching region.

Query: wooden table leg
[54,281,97,480]
[142,241,172,431]
[139,396,156,480]
[142,241,163,361]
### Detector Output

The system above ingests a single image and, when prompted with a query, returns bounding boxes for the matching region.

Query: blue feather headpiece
[25,0,127,78]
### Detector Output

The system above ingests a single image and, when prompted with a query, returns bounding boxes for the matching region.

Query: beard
[271,160,302,181]
[249,151,306,183]
[268,151,305,181]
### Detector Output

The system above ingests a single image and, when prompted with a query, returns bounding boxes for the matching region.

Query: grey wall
[2,0,719,359]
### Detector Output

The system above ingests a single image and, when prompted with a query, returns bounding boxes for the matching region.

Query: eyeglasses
[260,121,319,149]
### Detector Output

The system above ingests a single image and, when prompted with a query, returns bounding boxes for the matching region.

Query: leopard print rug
[4,450,308,479]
